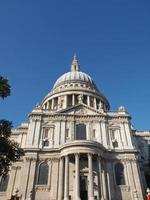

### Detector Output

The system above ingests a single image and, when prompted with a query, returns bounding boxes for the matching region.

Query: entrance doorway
[80,176,88,200]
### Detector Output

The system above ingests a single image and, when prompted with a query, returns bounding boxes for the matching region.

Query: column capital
[59,157,64,165]
[65,154,69,158]
[88,152,93,157]
[59,156,64,160]
[74,153,80,157]
[98,154,102,160]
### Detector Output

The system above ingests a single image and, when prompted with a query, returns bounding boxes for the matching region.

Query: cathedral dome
[42,55,110,111]
[53,71,95,88]
[53,55,98,92]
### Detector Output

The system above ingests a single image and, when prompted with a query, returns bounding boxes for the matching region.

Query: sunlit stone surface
[1,56,149,200]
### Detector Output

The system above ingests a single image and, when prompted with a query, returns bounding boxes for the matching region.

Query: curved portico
[58,141,105,200]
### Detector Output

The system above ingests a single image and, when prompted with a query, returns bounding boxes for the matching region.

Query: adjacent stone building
[0,56,149,200]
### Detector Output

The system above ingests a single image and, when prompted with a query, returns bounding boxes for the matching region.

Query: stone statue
[118,105,125,112]
[59,100,64,108]
[36,103,42,109]
[98,101,103,110]
[78,94,83,104]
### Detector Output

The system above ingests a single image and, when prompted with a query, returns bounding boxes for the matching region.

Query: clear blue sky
[0,0,150,130]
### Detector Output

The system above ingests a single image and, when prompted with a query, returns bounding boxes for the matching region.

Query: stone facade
[0,56,149,200]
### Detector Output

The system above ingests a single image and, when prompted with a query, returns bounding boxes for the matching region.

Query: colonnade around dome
[42,93,108,112]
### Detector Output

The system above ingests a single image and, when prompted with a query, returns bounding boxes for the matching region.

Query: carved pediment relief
[75,108,87,115]
[42,121,55,127]
[56,104,104,116]
[108,122,120,129]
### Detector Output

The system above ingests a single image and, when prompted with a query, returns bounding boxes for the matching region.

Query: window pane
[43,128,49,138]
[43,140,49,147]
[115,163,125,185]
[92,129,96,139]
[111,130,115,140]
[66,128,69,138]
[76,124,86,140]
[37,163,49,185]
[0,175,9,192]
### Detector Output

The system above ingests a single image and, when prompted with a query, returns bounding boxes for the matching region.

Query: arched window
[115,163,125,185]
[76,124,86,140]
[0,175,9,192]
[37,162,49,185]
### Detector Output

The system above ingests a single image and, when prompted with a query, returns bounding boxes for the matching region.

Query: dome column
[64,95,68,109]
[47,101,50,109]
[72,94,75,106]
[51,98,54,110]
[87,96,90,107]
[94,98,97,109]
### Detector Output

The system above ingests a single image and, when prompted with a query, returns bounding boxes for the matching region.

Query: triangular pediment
[56,104,105,115]
[42,121,55,127]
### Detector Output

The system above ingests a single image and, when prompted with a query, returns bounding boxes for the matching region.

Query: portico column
[88,153,94,200]
[101,160,107,200]
[58,157,64,200]
[75,154,80,200]
[97,155,104,200]
[64,155,69,200]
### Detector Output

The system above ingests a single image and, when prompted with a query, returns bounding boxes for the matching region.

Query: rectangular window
[67,95,72,107]
[83,95,87,104]
[111,129,115,140]
[49,127,54,140]
[66,128,69,138]
[76,124,86,140]
[43,128,49,139]
[90,97,94,107]
[92,129,96,139]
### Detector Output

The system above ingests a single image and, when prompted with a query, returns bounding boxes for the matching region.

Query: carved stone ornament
[25,157,37,162]
[75,108,87,115]
[35,185,50,191]
[119,185,130,192]
[11,166,21,170]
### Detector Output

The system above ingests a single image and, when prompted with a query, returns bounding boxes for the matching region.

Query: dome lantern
[71,54,80,72]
